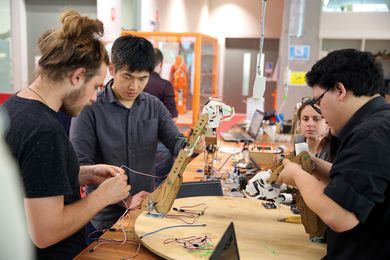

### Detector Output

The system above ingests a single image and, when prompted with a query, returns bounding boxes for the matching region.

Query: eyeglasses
[301,88,330,115]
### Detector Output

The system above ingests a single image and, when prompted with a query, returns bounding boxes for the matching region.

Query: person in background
[144,48,178,184]
[295,99,331,162]
[278,49,390,259]
[2,11,130,259]
[0,110,33,260]
[70,35,186,238]
[293,100,332,244]
[144,48,178,122]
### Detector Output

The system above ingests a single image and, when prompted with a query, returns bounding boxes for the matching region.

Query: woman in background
[295,100,331,162]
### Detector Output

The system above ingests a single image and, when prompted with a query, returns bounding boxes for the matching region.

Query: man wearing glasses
[302,88,331,115]
[278,49,390,259]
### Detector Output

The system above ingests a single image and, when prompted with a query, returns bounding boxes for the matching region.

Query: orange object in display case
[170,55,189,115]
[121,31,219,126]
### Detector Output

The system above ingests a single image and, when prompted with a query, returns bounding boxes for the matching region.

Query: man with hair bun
[2,11,130,259]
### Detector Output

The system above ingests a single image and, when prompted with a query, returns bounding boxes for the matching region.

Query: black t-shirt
[3,95,85,259]
[324,97,390,259]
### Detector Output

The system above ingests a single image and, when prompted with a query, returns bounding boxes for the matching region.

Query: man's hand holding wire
[80,164,125,186]
[94,174,131,206]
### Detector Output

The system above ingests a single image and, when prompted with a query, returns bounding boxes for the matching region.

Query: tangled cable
[166,203,208,224]
[88,199,141,259]
[163,235,214,252]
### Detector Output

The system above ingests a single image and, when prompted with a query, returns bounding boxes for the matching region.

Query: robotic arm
[141,98,234,217]
[244,151,326,240]
[244,151,311,198]
[201,98,234,179]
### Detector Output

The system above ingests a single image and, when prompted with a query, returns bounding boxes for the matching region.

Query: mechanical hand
[201,98,234,178]
[244,169,287,200]
[244,151,325,240]
[265,151,312,184]
[269,151,325,240]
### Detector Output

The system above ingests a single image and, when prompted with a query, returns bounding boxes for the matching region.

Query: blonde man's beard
[61,83,91,117]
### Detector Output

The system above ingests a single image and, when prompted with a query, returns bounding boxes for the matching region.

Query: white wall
[97,0,121,42]
[140,0,284,36]
[320,12,390,39]
[209,0,259,38]
[141,0,209,32]
[139,0,283,98]
[140,0,157,31]
[209,0,283,39]
[209,0,283,98]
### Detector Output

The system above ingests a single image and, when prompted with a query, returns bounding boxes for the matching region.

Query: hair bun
[59,10,104,41]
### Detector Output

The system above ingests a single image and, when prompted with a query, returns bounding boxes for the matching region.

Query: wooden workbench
[135,196,326,259]
[75,136,301,259]
[74,209,162,260]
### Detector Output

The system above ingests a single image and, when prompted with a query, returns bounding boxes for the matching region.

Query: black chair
[176,180,223,198]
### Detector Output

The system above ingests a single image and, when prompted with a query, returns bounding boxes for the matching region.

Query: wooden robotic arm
[141,114,208,217]
[266,151,326,240]
[265,151,312,184]
[141,98,234,217]
[244,152,312,201]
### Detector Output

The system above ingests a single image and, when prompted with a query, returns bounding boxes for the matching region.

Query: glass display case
[121,31,219,126]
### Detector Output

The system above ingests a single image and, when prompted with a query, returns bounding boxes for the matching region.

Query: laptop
[220,109,264,142]
[209,222,240,260]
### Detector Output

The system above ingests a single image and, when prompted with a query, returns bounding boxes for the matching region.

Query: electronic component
[244,169,286,200]
[262,202,277,209]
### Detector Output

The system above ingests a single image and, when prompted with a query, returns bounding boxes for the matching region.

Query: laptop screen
[247,109,264,139]
[210,222,240,260]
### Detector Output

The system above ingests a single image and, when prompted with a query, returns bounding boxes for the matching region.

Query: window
[322,0,390,12]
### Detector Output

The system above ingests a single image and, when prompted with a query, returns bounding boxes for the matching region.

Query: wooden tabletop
[75,136,298,259]
[74,209,162,260]
[135,196,326,260]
